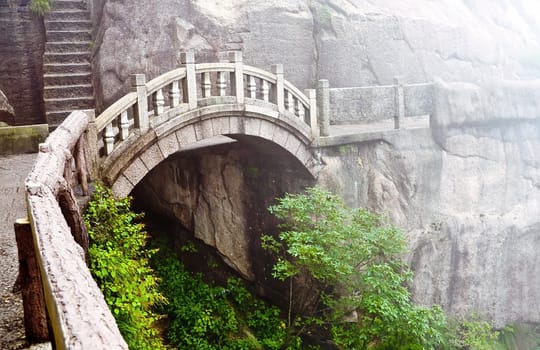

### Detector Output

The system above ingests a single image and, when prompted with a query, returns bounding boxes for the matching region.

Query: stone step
[46,30,91,42]
[44,96,95,111]
[45,41,91,53]
[43,62,91,74]
[45,20,92,31]
[45,10,90,21]
[50,0,87,11]
[44,72,92,85]
[44,52,91,64]
[44,84,94,99]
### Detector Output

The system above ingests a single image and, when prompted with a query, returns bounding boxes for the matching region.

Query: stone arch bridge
[21,51,434,349]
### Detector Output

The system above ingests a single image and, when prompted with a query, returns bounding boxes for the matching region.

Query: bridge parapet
[89,51,318,170]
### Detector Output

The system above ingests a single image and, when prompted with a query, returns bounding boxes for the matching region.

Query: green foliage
[153,242,298,350]
[263,187,447,349]
[441,314,505,350]
[29,0,50,15]
[85,185,167,350]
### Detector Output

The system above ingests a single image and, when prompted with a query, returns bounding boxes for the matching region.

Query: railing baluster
[296,100,305,120]
[202,72,211,98]
[169,80,180,107]
[217,71,227,96]
[261,80,269,102]
[247,75,256,99]
[104,123,115,155]
[153,88,165,116]
[119,111,129,140]
[286,90,294,112]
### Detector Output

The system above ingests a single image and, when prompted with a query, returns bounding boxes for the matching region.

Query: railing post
[317,79,330,137]
[306,89,319,138]
[394,76,404,129]
[14,218,50,342]
[229,51,244,104]
[272,64,284,113]
[181,52,197,109]
[84,110,99,179]
[132,73,149,132]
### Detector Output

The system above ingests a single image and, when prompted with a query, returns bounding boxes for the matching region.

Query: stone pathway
[0,153,36,349]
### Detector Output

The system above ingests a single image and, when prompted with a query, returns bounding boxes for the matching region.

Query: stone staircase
[43,0,94,128]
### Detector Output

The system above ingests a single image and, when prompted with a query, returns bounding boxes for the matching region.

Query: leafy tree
[262,187,447,349]
[84,185,167,349]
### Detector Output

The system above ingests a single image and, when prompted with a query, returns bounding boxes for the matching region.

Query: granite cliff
[94,0,540,327]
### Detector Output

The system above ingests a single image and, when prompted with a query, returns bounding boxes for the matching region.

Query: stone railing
[88,51,318,166]
[22,110,128,349]
[326,78,434,129]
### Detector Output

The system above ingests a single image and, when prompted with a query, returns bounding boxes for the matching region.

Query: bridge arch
[102,107,317,197]
[89,51,320,197]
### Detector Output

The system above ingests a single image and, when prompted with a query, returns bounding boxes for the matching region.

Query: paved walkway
[0,153,36,349]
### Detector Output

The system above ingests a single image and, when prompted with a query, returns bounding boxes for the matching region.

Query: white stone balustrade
[93,51,319,158]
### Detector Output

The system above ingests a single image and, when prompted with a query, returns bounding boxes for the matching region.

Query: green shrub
[84,185,167,349]
[153,241,299,350]
[30,0,50,14]
[263,187,447,349]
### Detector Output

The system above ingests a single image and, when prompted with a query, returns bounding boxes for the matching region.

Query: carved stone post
[132,74,149,132]
[394,76,405,129]
[306,89,319,138]
[272,64,284,113]
[14,218,50,342]
[317,79,330,137]
[181,52,197,109]
[84,110,99,179]
[229,51,244,104]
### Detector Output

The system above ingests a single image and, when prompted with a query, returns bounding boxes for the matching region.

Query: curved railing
[91,51,318,160]
[24,110,127,349]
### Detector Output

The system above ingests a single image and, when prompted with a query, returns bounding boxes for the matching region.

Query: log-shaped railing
[23,110,128,349]
[91,51,318,160]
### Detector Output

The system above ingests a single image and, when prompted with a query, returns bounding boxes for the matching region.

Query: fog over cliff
[94,0,540,327]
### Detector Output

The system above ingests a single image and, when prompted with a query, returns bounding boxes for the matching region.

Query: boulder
[0,89,15,125]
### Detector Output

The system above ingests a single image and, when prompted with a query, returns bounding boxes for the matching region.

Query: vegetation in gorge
[84,185,167,350]
[152,239,300,349]
[84,185,517,350]
[262,187,448,349]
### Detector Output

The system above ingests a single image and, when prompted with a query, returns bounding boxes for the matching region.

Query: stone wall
[0,0,45,125]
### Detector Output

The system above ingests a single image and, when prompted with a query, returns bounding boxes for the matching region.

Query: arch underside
[102,104,317,197]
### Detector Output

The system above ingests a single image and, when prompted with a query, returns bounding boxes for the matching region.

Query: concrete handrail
[25,110,127,349]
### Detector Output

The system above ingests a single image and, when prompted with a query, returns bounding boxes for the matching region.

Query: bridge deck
[316,115,430,147]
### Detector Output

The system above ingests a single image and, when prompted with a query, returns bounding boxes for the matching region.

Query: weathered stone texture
[93,0,540,110]
[316,82,540,327]
[0,0,45,125]
[132,139,314,284]
[0,89,15,125]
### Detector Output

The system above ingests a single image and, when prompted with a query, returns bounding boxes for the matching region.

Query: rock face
[316,81,540,327]
[0,0,45,125]
[0,89,15,125]
[132,137,313,281]
[93,0,540,109]
[99,0,540,327]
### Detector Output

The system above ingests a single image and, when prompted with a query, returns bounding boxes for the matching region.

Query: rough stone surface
[0,153,37,350]
[0,89,15,125]
[93,0,540,110]
[132,138,314,283]
[316,82,540,327]
[0,0,45,125]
